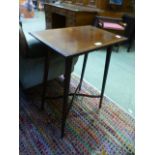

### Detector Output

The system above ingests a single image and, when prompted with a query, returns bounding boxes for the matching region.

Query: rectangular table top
[30,25,127,57]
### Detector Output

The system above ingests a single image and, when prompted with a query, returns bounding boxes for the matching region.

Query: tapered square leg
[61,57,73,138]
[99,46,112,109]
[79,53,88,91]
[41,51,49,110]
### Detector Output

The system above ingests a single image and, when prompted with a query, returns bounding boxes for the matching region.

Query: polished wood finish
[44,3,101,29]
[30,25,127,138]
[30,25,127,57]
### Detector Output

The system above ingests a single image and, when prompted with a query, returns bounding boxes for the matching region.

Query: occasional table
[30,25,126,138]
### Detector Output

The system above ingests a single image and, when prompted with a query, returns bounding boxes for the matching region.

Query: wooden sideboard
[44,3,102,29]
[44,0,134,29]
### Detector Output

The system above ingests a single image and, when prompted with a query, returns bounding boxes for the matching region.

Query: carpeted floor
[19,74,135,155]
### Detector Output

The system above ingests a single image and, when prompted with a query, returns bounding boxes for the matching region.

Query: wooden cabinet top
[30,25,126,57]
[45,2,101,12]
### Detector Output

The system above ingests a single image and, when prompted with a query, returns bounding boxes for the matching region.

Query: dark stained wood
[99,46,112,109]
[44,3,102,29]
[30,25,127,138]
[98,10,124,20]
[62,0,98,8]
[30,25,127,57]
[61,57,73,138]
[60,0,134,12]
[44,0,134,29]
[48,2,100,12]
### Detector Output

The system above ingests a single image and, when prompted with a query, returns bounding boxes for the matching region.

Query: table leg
[79,53,88,91]
[99,46,112,109]
[61,57,73,138]
[41,51,49,110]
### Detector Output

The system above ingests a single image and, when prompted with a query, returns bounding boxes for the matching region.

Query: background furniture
[19,25,78,89]
[93,14,135,52]
[44,3,101,29]
[93,15,125,52]
[97,10,124,20]
[19,0,35,18]
[44,0,134,29]
[93,15,124,34]
[61,0,134,12]
[122,14,135,52]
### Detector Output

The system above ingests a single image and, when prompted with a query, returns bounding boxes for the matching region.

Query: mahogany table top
[30,25,127,57]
